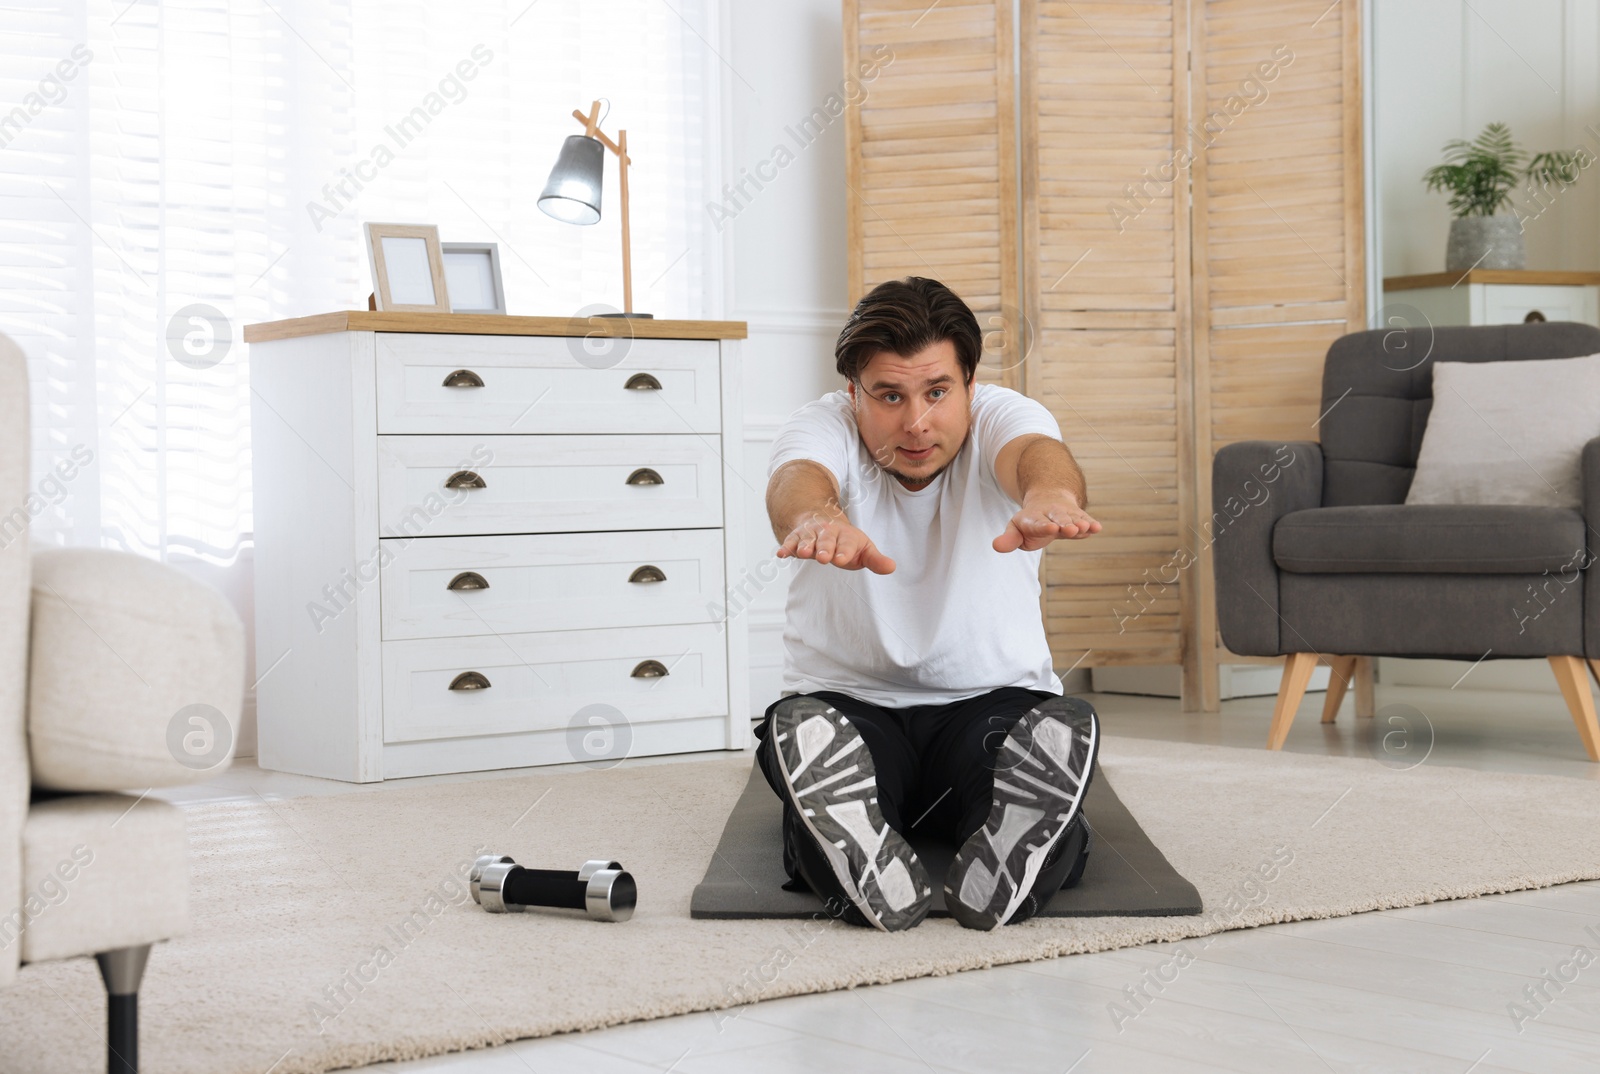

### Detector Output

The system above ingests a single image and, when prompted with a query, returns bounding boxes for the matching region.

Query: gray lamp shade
[538,134,604,225]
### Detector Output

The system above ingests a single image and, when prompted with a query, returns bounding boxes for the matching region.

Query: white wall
[719,0,853,712]
[1375,0,1600,279]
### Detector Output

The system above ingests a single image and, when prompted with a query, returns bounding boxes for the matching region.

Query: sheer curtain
[3,0,716,748]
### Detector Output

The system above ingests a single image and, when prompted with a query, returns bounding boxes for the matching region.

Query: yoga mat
[690,761,1203,919]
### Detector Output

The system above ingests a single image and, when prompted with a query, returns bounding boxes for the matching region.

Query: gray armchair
[1212,321,1600,759]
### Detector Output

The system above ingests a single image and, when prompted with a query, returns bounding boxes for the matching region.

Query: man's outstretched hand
[994,492,1102,553]
[776,510,897,574]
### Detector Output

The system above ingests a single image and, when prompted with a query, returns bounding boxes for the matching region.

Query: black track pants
[754,686,1081,886]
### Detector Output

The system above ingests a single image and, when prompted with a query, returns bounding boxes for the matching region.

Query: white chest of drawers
[1383,269,1600,328]
[244,311,749,782]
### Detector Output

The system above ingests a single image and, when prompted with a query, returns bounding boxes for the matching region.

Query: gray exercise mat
[691,762,1203,919]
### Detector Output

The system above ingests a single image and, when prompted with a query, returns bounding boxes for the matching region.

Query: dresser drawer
[380,529,726,639]
[375,333,721,435]
[376,434,724,536]
[381,623,729,744]
[1480,284,1599,327]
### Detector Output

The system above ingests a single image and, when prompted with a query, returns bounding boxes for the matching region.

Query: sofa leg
[1269,653,1319,750]
[95,945,151,1074]
[1353,656,1375,717]
[1549,656,1600,762]
[1321,656,1356,724]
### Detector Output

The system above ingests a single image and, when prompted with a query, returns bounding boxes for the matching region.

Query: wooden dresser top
[1384,270,1600,291]
[243,311,748,343]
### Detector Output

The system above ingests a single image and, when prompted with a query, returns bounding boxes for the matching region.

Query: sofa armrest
[0,331,27,988]
[1585,437,1600,659]
[19,794,188,963]
[29,549,245,791]
[1210,440,1324,657]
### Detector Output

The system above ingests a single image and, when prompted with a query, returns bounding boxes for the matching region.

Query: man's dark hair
[834,276,982,387]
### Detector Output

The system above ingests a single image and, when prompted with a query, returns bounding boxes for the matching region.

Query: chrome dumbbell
[469,854,636,922]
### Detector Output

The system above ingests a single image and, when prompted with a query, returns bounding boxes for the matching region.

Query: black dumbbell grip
[502,867,587,910]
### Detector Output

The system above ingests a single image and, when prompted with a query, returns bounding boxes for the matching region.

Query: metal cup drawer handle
[628,565,666,584]
[442,369,485,388]
[626,467,663,486]
[448,571,490,591]
[449,671,492,691]
[624,373,662,391]
[445,470,487,489]
[630,659,670,679]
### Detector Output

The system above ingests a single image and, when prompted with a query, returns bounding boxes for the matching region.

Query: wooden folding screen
[844,0,1021,392]
[1189,0,1367,705]
[843,0,1365,709]
[1020,0,1195,685]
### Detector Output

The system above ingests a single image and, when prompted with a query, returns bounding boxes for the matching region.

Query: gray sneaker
[769,697,933,932]
[944,697,1099,930]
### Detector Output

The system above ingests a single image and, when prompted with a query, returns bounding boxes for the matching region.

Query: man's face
[846,339,973,491]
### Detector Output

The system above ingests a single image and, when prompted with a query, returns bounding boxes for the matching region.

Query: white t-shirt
[766,382,1066,708]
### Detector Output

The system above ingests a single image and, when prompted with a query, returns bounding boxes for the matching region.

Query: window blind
[2,0,712,568]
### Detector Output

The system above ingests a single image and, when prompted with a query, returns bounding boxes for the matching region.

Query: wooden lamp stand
[569,100,648,318]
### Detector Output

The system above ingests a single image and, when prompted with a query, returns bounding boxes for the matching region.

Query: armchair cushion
[1273,504,1587,575]
[1404,353,1600,509]
[28,548,245,791]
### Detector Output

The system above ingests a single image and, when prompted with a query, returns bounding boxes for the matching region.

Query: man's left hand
[993,493,1102,553]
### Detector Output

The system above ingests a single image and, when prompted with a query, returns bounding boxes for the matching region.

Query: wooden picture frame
[363,223,451,313]
[441,241,507,315]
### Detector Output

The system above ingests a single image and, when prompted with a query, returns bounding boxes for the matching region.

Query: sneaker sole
[944,697,1099,930]
[770,698,933,932]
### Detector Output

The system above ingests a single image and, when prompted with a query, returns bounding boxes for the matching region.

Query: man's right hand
[776,510,896,574]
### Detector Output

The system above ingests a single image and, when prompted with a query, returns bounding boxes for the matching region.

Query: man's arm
[767,459,896,573]
[992,435,1102,552]
[994,433,1084,505]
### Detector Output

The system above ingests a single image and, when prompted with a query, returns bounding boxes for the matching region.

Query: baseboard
[1376,656,1562,694]
[1091,662,1332,699]
[1059,666,1092,694]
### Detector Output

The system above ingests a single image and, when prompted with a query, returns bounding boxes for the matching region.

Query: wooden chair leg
[1353,656,1375,717]
[1321,655,1356,724]
[1269,653,1319,750]
[1588,658,1600,691]
[1549,656,1600,762]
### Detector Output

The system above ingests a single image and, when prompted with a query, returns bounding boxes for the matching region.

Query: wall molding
[735,307,849,335]
[743,416,787,441]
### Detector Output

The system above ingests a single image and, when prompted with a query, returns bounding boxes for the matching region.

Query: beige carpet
[7,735,1600,1074]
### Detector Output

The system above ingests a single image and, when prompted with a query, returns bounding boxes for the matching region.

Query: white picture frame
[441,242,507,315]
[363,222,451,313]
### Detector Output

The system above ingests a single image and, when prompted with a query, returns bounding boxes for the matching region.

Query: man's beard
[885,458,951,489]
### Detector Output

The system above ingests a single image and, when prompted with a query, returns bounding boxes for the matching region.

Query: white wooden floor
[166,681,1600,1074]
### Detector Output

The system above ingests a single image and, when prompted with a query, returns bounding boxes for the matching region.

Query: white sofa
[1,332,246,1072]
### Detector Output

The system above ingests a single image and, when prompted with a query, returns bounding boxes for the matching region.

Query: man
[756,275,1104,933]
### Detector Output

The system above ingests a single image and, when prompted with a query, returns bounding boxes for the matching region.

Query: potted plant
[1423,122,1582,271]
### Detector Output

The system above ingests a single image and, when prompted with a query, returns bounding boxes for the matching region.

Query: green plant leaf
[1421,122,1580,217]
